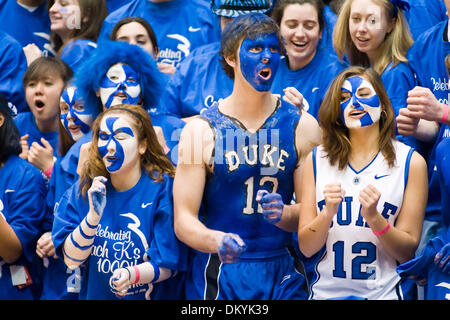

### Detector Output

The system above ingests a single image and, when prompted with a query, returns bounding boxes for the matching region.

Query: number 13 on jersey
[243,176,278,215]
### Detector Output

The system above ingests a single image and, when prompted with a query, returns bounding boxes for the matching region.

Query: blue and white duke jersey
[201,98,300,254]
[310,141,415,300]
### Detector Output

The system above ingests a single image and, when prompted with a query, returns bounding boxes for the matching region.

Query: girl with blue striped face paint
[238,33,281,92]
[97,114,142,173]
[99,63,142,109]
[60,85,98,141]
[340,75,381,129]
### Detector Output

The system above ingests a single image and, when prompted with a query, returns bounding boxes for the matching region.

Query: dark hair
[271,0,325,32]
[109,17,159,56]
[47,0,108,53]
[23,57,73,88]
[219,12,285,79]
[0,94,21,163]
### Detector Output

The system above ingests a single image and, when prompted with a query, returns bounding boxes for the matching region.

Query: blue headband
[390,0,410,17]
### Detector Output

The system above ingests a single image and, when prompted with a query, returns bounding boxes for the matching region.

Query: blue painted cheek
[101,65,141,109]
[98,117,125,172]
[239,35,280,92]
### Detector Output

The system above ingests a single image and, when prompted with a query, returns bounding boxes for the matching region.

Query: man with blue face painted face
[173,13,321,300]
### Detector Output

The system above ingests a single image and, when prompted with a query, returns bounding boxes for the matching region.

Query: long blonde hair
[79,104,175,198]
[333,0,413,74]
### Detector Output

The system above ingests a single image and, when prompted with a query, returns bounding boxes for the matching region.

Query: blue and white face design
[238,33,281,92]
[60,86,97,141]
[98,115,139,173]
[99,63,141,109]
[340,76,381,128]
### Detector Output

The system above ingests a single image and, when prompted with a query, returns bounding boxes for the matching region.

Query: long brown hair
[318,66,396,169]
[79,104,175,198]
[332,0,413,75]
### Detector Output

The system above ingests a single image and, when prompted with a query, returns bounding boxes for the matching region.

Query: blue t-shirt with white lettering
[99,0,220,68]
[52,172,188,300]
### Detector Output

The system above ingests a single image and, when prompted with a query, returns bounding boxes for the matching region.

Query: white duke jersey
[310,140,415,300]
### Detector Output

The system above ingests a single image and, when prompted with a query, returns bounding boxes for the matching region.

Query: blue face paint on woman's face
[60,86,98,141]
[99,63,141,109]
[340,76,381,128]
[97,116,139,173]
[238,33,281,92]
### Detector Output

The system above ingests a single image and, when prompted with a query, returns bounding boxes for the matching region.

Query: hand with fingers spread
[87,176,108,221]
[217,233,247,264]
[256,190,284,225]
[282,87,304,109]
[359,184,381,222]
[28,138,54,172]
[110,268,131,297]
[323,183,345,217]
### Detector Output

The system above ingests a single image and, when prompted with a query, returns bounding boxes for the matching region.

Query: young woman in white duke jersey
[297,66,428,299]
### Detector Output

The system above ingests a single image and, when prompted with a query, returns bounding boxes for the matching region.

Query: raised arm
[62,176,107,269]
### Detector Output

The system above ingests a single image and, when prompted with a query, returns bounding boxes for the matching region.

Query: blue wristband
[150,261,160,283]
